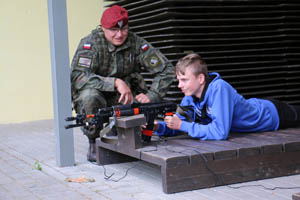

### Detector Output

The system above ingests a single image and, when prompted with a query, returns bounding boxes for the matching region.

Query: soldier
[70,5,175,162]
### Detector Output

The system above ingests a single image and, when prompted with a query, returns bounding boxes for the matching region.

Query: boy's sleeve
[155,119,179,137]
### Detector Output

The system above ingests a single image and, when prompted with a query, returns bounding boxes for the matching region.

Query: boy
[155,53,300,140]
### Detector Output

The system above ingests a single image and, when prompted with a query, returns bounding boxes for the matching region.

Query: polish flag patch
[83,43,91,50]
[141,44,149,51]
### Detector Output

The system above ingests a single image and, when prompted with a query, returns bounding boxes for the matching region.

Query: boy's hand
[164,115,181,130]
[153,120,159,131]
[142,120,159,131]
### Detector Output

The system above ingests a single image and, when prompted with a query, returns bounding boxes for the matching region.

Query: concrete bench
[95,114,300,194]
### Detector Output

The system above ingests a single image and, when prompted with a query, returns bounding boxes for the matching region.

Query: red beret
[101,5,128,28]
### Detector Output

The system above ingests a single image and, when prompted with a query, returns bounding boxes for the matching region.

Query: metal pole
[47,0,75,167]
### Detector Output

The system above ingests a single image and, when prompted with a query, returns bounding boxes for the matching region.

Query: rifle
[65,101,177,142]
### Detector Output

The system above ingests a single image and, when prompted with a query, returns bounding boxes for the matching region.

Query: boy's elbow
[215,135,227,140]
[207,129,228,140]
[215,130,228,140]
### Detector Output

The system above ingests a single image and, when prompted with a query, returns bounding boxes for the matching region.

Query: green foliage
[33,160,42,171]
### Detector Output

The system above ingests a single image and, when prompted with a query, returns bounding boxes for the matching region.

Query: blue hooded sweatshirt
[155,72,280,140]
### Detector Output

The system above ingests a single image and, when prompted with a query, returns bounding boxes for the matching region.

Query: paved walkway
[0,120,300,200]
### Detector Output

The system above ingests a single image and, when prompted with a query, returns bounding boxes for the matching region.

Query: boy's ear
[198,73,206,84]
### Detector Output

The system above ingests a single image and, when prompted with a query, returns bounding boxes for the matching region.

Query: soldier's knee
[80,88,100,100]
[77,88,107,113]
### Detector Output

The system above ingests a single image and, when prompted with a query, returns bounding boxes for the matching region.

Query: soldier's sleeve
[71,36,116,95]
[137,37,175,102]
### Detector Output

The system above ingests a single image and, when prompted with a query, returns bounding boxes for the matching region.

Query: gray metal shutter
[106,0,300,105]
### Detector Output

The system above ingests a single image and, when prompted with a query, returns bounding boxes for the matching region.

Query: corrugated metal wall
[106,0,300,105]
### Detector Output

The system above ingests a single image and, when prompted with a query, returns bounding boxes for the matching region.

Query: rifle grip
[165,112,174,116]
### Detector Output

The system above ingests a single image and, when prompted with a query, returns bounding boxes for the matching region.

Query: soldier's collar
[107,38,131,52]
[107,42,116,52]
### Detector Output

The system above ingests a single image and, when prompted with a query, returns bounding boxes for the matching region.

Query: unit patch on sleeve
[77,56,92,68]
[145,53,162,69]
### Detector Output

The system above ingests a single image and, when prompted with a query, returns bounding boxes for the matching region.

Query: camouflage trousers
[72,88,117,142]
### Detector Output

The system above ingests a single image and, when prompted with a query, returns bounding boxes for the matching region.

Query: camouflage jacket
[71,27,175,102]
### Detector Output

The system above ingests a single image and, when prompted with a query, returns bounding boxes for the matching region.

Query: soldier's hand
[115,78,134,104]
[135,93,151,103]
[164,114,181,130]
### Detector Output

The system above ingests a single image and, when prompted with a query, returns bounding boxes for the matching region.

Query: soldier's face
[102,25,129,46]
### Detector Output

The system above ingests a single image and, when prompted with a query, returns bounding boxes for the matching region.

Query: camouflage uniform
[71,27,175,141]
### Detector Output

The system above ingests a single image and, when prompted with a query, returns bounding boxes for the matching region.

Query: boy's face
[177,67,206,98]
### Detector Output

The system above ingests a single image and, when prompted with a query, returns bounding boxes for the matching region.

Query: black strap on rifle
[176,106,193,122]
